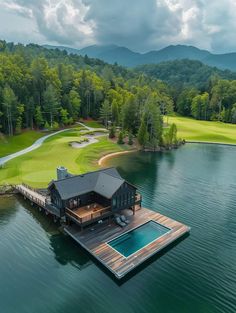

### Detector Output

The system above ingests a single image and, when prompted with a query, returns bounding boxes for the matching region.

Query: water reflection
[16,195,91,270]
[0,195,18,225]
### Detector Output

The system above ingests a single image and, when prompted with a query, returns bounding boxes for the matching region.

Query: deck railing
[135,193,142,203]
[65,206,111,224]
[16,185,46,208]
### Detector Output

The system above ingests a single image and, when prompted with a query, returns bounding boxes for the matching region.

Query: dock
[64,207,190,279]
[16,183,190,279]
[15,184,60,217]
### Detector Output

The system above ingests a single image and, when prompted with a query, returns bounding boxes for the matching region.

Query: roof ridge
[53,167,118,183]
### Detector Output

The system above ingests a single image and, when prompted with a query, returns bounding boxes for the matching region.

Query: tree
[34,105,44,128]
[128,132,133,145]
[122,94,139,134]
[60,108,70,126]
[191,92,209,120]
[15,104,24,134]
[168,123,178,145]
[137,117,148,148]
[177,88,199,116]
[111,100,120,125]
[43,84,59,127]
[109,125,116,138]
[100,99,111,128]
[3,86,18,136]
[231,104,236,123]
[68,89,81,121]
[143,93,163,148]
[117,131,124,144]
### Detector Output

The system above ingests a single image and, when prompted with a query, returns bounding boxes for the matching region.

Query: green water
[109,221,170,257]
[0,144,236,313]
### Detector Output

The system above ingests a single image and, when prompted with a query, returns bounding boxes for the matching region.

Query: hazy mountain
[44,44,236,71]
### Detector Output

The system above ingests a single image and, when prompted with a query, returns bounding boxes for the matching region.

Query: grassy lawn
[167,116,236,144]
[0,131,45,158]
[81,119,104,128]
[0,129,131,187]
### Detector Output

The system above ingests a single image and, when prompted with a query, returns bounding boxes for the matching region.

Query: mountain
[43,44,236,71]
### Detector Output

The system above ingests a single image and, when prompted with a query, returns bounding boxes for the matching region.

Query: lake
[0,144,235,313]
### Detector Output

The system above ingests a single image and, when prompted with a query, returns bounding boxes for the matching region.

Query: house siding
[111,182,136,212]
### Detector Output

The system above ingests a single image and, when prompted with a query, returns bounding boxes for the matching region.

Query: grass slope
[0,129,130,187]
[168,116,236,144]
[0,131,44,158]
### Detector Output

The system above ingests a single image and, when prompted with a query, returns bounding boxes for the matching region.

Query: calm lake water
[0,144,236,313]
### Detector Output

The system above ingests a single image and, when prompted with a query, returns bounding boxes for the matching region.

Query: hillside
[135,59,236,90]
[44,44,236,71]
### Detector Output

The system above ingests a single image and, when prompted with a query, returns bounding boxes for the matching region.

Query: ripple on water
[0,144,236,313]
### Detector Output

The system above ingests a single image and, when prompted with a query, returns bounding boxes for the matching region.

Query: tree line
[3,40,236,149]
[137,60,236,122]
[0,40,175,149]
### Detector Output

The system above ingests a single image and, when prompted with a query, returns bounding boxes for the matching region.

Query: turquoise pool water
[108,221,170,257]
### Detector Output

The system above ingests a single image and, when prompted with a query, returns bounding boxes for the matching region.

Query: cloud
[0,0,236,53]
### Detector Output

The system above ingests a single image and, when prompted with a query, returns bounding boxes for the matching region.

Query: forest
[1,40,236,149]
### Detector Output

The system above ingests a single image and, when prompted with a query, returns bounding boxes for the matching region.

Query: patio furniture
[120,215,130,224]
[115,216,126,227]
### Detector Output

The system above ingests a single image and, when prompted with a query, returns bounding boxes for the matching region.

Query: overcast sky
[0,0,236,53]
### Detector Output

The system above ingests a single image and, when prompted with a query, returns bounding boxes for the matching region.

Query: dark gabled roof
[48,167,134,200]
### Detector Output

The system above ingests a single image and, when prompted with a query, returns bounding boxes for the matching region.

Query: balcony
[66,203,112,226]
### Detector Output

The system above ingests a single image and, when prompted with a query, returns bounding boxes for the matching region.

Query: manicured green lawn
[81,120,104,128]
[0,130,130,187]
[0,131,45,158]
[167,116,236,144]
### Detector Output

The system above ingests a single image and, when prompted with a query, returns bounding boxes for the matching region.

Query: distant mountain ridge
[43,44,236,71]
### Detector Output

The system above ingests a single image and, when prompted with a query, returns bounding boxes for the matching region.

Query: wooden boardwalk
[64,207,190,279]
[15,184,60,217]
[15,184,47,208]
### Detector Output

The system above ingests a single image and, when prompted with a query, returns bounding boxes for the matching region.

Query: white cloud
[0,0,236,53]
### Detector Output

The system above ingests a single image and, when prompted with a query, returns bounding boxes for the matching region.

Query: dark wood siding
[111,182,136,212]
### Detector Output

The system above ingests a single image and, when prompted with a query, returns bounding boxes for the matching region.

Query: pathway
[0,129,70,166]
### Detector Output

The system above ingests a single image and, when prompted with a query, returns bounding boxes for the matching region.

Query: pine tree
[137,118,148,148]
[34,106,44,128]
[128,132,133,145]
[117,131,124,144]
[109,125,116,138]
[100,99,111,128]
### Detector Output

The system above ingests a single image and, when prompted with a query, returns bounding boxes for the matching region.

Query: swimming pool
[108,221,171,257]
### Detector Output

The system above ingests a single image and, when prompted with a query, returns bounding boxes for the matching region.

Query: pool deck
[64,207,190,279]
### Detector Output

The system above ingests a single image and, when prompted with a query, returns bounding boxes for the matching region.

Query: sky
[0,0,236,53]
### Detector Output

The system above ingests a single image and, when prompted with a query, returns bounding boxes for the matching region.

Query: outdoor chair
[120,215,130,224]
[115,216,126,227]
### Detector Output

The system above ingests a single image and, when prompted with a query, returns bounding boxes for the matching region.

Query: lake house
[15,166,190,279]
[47,167,142,229]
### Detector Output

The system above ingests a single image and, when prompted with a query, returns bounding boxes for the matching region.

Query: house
[47,167,142,229]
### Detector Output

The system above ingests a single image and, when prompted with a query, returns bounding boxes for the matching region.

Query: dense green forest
[1,40,236,149]
[137,60,236,123]
[0,40,175,149]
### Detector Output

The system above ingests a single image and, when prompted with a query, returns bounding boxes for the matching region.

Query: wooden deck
[64,207,190,279]
[66,203,111,224]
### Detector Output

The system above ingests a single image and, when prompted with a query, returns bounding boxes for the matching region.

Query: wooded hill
[1,40,236,148]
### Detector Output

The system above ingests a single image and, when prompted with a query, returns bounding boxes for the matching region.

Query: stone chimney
[57,166,69,180]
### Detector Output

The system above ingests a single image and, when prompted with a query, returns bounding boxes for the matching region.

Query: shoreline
[186,140,236,147]
[98,150,137,166]
[98,140,236,167]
